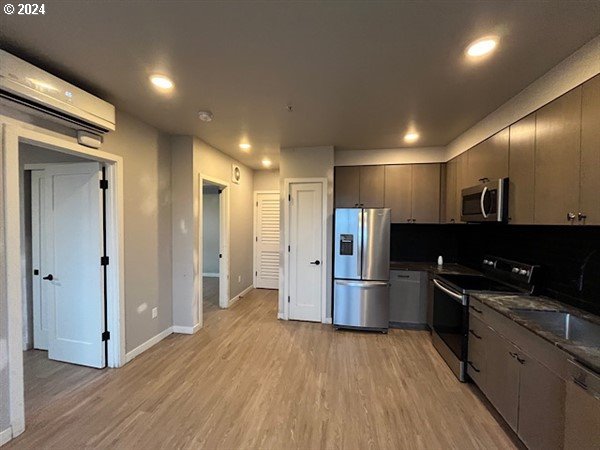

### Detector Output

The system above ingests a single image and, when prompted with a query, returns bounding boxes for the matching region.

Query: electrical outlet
[238,275,241,283]
[152,307,158,319]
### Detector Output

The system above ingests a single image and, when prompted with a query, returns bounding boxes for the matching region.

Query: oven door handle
[433,279,465,304]
[480,186,489,219]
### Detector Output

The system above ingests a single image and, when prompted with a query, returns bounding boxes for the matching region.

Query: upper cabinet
[411,164,441,223]
[384,165,412,222]
[334,166,384,208]
[509,114,536,224]
[334,166,360,207]
[534,86,582,225]
[466,129,509,186]
[580,74,600,225]
[384,164,440,223]
[443,159,458,223]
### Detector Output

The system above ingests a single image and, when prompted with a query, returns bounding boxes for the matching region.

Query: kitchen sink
[510,309,600,347]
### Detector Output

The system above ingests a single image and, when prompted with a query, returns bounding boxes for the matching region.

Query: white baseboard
[0,427,12,446]
[229,285,253,307]
[322,317,332,324]
[125,327,173,363]
[172,323,201,335]
[202,272,219,278]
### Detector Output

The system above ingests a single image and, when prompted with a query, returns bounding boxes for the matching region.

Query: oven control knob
[483,259,489,265]
[519,269,528,276]
[512,267,520,273]
[488,261,495,266]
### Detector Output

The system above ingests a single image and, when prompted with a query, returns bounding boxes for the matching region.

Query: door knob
[42,274,54,281]
[310,260,321,266]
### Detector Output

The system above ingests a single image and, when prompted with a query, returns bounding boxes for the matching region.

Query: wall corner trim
[229,285,254,307]
[0,427,13,446]
[172,324,201,335]
[124,327,173,363]
[322,317,333,324]
[277,312,285,320]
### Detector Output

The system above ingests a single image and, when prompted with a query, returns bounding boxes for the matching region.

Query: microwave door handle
[433,279,464,303]
[480,186,489,219]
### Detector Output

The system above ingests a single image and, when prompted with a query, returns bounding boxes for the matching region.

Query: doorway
[2,122,125,437]
[284,179,327,323]
[199,174,230,327]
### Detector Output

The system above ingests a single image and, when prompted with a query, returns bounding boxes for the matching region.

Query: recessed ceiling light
[239,143,252,151]
[261,158,272,168]
[198,111,213,122]
[466,37,498,58]
[404,132,419,143]
[149,74,174,90]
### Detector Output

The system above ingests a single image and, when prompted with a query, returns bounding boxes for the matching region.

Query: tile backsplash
[391,224,600,315]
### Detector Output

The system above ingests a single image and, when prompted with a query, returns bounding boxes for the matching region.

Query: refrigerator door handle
[335,280,389,287]
[357,208,363,278]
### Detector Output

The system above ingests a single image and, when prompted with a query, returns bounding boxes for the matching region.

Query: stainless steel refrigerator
[333,208,391,331]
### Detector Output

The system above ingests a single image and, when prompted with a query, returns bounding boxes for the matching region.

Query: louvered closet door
[255,192,280,289]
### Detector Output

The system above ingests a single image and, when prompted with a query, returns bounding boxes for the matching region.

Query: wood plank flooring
[8,288,517,449]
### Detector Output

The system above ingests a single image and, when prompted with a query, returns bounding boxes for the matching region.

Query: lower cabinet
[389,270,427,326]
[467,302,565,449]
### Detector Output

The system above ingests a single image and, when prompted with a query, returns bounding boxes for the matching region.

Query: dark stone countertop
[390,261,481,276]
[470,292,600,374]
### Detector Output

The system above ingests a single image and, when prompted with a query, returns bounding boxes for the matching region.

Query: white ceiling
[1,2,599,169]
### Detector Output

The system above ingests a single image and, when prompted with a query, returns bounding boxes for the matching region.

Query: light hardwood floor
[8,288,517,449]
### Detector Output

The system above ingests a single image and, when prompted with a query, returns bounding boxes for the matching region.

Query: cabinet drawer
[468,315,487,391]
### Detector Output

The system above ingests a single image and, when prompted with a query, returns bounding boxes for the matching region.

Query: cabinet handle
[578,212,587,222]
[567,212,576,222]
[470,305,483,314]
[509,352,525,364]
[396,275,411,279]
[467,361,481,373]
[469,329,482,340]
[572,377,588,391]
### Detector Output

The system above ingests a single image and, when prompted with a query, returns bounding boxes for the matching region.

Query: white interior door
[255,192,280,289]
[288,182,323,322]
[42,162,105,368]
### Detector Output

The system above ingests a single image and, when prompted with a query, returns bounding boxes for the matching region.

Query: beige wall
[446,35,600,159]
[335,146,446,166]
[253,170,280,191]
[101,111,173,352]
[279,146,334,319]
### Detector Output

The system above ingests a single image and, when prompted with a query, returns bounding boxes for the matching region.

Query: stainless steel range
[431,256,539,381]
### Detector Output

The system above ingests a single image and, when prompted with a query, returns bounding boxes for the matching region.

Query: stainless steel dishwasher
[564,360,600,449]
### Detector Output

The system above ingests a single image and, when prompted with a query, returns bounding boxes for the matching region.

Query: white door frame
[253,189,280,288]
[283,178,328,323]
[198,174,230,327]
[1,122,125,438]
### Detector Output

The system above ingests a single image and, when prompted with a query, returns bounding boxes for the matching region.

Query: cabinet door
[455,152,468,222]
[411,164,441,223]
[580,74,600,225]
[389,271,424,324]
[535,87,582,224]
[359,166,385,207]
[444,159,458,223]
[486,328,520,431]
[518,353,565,450]
[467,129,510,186]
[509,114,536,224]
[467,315,488,393]
[335,166,360,207]
[384,165,412,223]
[564,377,600,450]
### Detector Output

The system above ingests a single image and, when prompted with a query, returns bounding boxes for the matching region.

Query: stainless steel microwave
[461,178,509,223]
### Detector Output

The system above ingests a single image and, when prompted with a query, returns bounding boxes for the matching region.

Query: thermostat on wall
[232,164,241,184]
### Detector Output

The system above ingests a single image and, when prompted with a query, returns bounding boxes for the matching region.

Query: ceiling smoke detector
[198,111,214,122]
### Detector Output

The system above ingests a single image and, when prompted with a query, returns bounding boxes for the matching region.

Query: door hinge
[101,256,110,266]
[99,179,108,190]
[256,201,258,207]
[255,271,258,276]
[256,236,258,242]
[288,296,290,303]
[102,331,110,341]
[288,194,291,202]
[288,245,290,252]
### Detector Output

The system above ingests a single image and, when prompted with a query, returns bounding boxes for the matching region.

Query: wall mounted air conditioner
[0,49,116,134]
